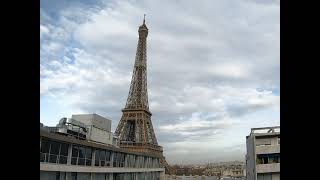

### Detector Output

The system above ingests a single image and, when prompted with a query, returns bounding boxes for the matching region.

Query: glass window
[59,143,69,164]
[72,146,79,157]
[95,150,100,166]
[60,172,66,180]
[274,154,280,163]
[78,146,85,165]
[40,139,50,162]
[122,154,126,166]
[78,157,85,165]
[257,154,280,164]
[40,171,57,180]
[71,172,77,180]
[77,173,90,180]
[85,147,92,166]
[49,141,60,163]
[86,147,92,159]
[105,150,111,166]
[41,139,50,153]
[262,157,268,164]
[105,150,111,161]
[86,158,91,166]
[50,141,60,155]
[71,145,79,165]
[100,150,106,166]
[257,173,272,180]
[55,172,60,180]
[94,149,111,166]
[113,173,125,180]
[60,143,69,156]
[113,152,118,167]
[95,173,106,180]
[49,154,58,163]
[79,146,86,158]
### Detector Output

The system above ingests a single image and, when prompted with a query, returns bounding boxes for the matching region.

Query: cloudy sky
[40,0,280,164]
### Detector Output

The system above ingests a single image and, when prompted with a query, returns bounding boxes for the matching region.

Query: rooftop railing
[119,141,163,151]
[250,126,280,135]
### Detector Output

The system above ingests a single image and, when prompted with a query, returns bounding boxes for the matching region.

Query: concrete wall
[88,126,112,145]
[40,163,164,173]
[41,170,164,180]
[256,163,280,174]
[246,135,256,180]
[255,145,280,155]
[72,114,111,132]
[255,137,279,146]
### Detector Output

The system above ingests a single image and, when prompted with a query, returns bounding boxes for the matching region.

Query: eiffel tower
[114,15,173,174]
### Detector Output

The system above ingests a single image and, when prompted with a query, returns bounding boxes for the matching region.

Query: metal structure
[114,16,173,174]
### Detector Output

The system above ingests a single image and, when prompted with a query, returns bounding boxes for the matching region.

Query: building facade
[40,114,165,180]
[246,126,280,180]
[203,163,245,178]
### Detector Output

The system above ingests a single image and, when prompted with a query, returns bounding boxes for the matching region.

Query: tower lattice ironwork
[114,16,173,174]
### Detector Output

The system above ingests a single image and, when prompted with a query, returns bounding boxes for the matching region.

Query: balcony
[256,145,280,154]
[256,163,280,173]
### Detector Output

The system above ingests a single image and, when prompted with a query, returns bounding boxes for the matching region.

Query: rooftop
[40,128,162,159]
[249,126,280,136]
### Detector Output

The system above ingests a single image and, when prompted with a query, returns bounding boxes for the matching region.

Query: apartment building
[246,126,280,180]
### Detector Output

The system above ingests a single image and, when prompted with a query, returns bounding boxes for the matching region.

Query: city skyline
[40,0,280,164]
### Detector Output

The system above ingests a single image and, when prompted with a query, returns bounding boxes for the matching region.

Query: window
[126,154,136,168]
[95,150,100,166]
[59,143,68,164]
[71,172,77,180]
[40,139,50,162]
[95,173,107,180]
[40,171,62,180]
[56,172,60,180]
[256,138,271,146]
[257,173,272,180]
[77,173,90,180]
[78,146,86,165]
[120,153,125,167]
[113,152,118,167]
[257,154,280,164]
[106,151,111,162]
[263,157,269,164]
[71,145,92,166]
[71,146,79,165]
[113,173,125,180]
[49,141,60,163]
[100,150,106,166]
[274,154,280,163]
[40,139,69,164]
[85,148,92,166]
[113,152,125,167]
[40,139,50,153]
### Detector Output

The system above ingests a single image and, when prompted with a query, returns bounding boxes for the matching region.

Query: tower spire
[143,14,146,24]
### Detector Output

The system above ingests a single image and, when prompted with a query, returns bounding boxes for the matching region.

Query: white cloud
[40,24,50,37]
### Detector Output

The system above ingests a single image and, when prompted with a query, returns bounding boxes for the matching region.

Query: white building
[40,114,165,180]
[72,114,113,145]
[246,126,280,180]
